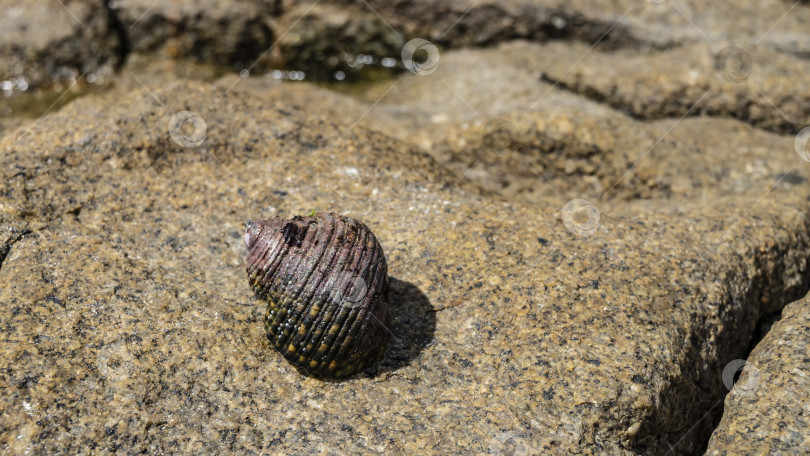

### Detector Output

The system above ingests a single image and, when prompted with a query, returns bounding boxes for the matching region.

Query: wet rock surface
[113,0,277,69]
[6,0,810,91]
[0,0,122,89]
[2,1,810,455]
[264,3,405,81]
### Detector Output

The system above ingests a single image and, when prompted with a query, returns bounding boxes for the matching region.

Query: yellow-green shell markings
[244,212,390,377]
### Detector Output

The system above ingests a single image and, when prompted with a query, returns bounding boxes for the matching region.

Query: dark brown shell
[244,212,390,377]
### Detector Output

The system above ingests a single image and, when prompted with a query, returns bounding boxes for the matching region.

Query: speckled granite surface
[706,295,810,455]
[500,40,810,134]
[222,44,810,210]
[1,79,809,454]
[2,1,810,454]
[348,44,810,207]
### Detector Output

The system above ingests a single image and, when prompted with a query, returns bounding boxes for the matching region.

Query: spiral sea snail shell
[244,212,390,377]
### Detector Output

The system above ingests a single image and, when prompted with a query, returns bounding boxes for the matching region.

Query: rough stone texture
[0,0,123,89]
[705,296,810,455]
[330,0,810,52]
[7,0,810,90]
[2,1,810,454]
[1,78,810,454]
[499,40,810,134]
[250,45,808,209]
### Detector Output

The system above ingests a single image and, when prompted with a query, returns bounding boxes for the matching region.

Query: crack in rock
[0,229,32,273]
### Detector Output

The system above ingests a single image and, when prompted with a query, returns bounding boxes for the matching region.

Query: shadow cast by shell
[364,276,436,378]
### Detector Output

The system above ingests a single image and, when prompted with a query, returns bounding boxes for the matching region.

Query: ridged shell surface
[245,212,390,377]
